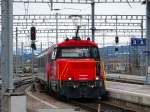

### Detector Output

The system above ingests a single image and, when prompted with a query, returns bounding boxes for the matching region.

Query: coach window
[51,48,57,60]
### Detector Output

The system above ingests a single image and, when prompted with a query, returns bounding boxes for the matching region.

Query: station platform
[107,73,145,83]
[106,81,150,107]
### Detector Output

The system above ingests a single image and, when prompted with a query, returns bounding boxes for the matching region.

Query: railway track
[69,100,136,112]
[0,75,32,89]
[14,76,33,93]
[15,77,32,88]
[34,81,148,112]
[70,100,97,112]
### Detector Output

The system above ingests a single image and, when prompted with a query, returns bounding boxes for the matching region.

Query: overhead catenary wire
[127,0,132,8]
[8,0,144,3]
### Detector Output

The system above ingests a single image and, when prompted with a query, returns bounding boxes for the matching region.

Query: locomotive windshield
[57,47,100,59]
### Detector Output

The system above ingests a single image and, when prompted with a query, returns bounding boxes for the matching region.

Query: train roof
[57,39,98,47]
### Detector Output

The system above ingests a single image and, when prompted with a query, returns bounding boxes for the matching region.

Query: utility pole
[103,31,105,47]
[31,46,35,89]
[56,12,58,44]
[51,0,53,10]
[30,26,36,90]
[53,9,60,44]
[88,18,90,37]
[140,18,144,76]
[16,27,18,77]
[146,0,150,84]
[1,0,14,111]
[141,17,144,38]
[91,0,96,42]
[41,42,43,52]
[21,42,24,75]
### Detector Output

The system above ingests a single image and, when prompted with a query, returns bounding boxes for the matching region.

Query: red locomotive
[37,37,107,99]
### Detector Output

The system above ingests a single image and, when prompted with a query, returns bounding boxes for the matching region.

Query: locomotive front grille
[60,80,104,98]
[62,80,102,87]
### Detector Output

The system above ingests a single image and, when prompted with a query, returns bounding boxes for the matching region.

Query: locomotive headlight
[68,77,72,80]
[96,76,99,80]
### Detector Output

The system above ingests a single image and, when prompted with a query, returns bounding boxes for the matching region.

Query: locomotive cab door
[48,47,59,92]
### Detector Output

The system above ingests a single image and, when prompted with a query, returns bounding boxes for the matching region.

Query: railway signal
[30,26,37,50]
[115,36,119,51]
[115,36,119,44]
[30,26,36,91]
[31,42,36,50]
[30,26,36,40]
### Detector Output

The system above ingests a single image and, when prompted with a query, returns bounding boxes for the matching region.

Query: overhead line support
[11,0,143,3]
[1,0,14,111]
[91,0,95,42]
[146,0,150,84]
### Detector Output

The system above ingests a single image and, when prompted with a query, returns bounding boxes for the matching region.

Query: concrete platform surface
[107,73,145,81]
[38,108,80,112]
[106,81,150,106]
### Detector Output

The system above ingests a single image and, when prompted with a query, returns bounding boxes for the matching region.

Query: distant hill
[99,45,146,58]
[13,48,43,61]
[0,45,146,61]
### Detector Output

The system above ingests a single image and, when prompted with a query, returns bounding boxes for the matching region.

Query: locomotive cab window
[58,47,100,59]
[58,47,90,58]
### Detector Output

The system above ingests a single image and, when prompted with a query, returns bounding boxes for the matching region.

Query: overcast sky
[14,3,145,15]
